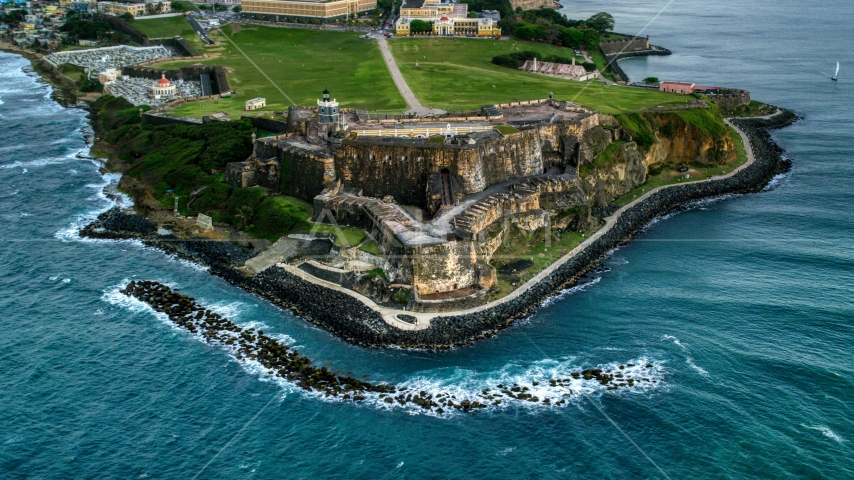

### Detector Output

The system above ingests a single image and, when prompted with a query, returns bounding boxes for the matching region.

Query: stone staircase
[453,188,538,240]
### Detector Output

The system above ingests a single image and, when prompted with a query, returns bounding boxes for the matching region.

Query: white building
[245,97,266,110]
[152,73,176,98]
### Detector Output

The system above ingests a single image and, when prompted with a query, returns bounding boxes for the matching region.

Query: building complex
[395,0,500,37]
[241,0,376,21]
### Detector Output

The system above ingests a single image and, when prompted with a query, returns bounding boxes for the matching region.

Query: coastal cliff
[81,102,797,348]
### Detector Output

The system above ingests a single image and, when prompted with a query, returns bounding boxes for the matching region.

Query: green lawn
[57,63,85,82]
[490,229,585,298]
[308,223,368,247]
[132,15,198,40]
[588,47,614,81]
[153,25,407,118]
[359,240,382,255]
[388,37,685,114]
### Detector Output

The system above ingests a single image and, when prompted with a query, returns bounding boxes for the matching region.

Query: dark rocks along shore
[84,112,797,350]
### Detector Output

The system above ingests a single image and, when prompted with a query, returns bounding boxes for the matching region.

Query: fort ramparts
[85,110,796,349]
[225,98,610,300]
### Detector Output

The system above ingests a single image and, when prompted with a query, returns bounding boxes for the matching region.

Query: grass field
[387,38,686,114]
[132,15,199,41]
[490,229,585,298]
[152,25,407,118]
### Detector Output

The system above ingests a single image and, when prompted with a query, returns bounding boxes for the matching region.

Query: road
[375,36,446,115]
[580,47,616,86]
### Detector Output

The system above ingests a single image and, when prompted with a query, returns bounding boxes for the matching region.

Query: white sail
[834,62,840,78]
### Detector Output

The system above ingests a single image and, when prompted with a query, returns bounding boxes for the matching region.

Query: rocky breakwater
[123,281,660,413]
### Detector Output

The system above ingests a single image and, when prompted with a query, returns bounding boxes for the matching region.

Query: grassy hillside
[132,15,198,40]
[388,37,687,114]
[153,25,407,117]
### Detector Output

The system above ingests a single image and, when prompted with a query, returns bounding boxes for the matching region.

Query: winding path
[276,111,777,330]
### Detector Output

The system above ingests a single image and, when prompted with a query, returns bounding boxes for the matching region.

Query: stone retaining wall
[86,111,796,349]
[605,47,673,83]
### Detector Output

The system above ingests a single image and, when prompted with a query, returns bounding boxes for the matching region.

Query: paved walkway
[375,36,445,116]
[276,111,777,330]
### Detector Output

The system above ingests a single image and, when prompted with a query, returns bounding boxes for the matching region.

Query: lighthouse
[317,88,339,124]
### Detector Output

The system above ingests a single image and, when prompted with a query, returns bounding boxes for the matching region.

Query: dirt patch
[497,259,534,274]
[418,287,480,301]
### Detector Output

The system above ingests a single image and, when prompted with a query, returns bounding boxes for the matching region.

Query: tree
[580,27,600,49]
[586,12,614,33]
[643,76,659,84]
[232,5,241,12]
[409,19,432,34]
[544,28,562,46]
[561,27,583,48]
[120,12,135,22]
[511,22,542,41]
[236,205,254,229]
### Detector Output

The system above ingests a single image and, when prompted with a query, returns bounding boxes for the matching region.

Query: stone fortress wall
[598,35,651,55]
[510,0,558,11]
[226,101,610,300]
[709,89,751,108]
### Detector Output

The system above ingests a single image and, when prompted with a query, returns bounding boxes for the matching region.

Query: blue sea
[1,1,853,477]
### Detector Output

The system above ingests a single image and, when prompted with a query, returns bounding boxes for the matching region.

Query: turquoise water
[1,1,853,476]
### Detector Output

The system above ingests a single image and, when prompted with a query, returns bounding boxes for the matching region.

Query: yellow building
[100,1,171,17]
[109,3,146,16]
[396,16,500,37]
[396,0,500,37]
[242,0,376,20]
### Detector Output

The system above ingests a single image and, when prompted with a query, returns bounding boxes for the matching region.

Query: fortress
[226,91,638,309]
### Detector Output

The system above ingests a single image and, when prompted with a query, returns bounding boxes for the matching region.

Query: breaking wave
[102,282,666,417]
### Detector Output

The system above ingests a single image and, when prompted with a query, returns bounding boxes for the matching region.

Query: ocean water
[1,0,853,476]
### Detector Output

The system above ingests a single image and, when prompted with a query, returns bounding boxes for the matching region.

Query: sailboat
[831,62,839,81]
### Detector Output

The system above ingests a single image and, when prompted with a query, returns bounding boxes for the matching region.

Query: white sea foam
[103,283,666,417]
[55,172,132,242]
[607,256,629,266]
[662,334,685,350]
[761,169,791,192]
[375,356,666,416]
[103,282,169,319]
[540,276,602,308]
[686,357,709,377]
[164,254,210,272]
[1,148,89,169]
[640,195,735,233]
[801,424,845,443]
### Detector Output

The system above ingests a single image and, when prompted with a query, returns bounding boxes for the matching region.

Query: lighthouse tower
[317,88,339,124]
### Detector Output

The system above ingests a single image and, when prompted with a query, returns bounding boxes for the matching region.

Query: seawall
[83,111,796,349]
